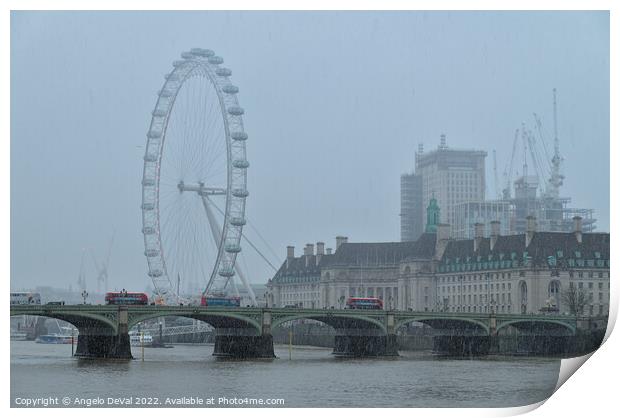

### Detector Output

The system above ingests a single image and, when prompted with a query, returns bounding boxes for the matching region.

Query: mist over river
[11,341,560,407]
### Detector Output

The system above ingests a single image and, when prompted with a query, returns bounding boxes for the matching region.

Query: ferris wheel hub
[177,181,227,196]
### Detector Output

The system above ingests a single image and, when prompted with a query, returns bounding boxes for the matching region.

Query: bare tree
[561,283,588,316]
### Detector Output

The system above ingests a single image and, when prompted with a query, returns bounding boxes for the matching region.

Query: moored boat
[130,333,153,347]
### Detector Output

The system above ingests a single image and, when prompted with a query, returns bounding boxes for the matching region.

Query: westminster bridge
[10,305,602,359]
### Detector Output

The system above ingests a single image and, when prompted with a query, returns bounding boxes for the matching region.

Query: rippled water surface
[11,341,560,407]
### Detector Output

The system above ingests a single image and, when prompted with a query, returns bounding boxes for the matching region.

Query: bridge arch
[272,312,387,334]
[496,318,576,335]
[395,316,490,334]
[127,310,262,334]
[10,311,118,334]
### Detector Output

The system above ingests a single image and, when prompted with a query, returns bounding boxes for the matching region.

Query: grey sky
[10,11,609,292]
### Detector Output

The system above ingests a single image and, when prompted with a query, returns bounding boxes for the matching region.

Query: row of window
[435,304,609,315]
[440,282,512,293]
[438,270,609,283]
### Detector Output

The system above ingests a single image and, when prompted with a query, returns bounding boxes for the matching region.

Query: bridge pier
[213,335,275,358]
[212,312,275,359]
[432,335,494,356]
[74,306,132,360]
[75,333,132,359]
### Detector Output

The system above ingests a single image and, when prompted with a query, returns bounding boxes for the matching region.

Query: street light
[81,290,89,305]
[490,298,497,315]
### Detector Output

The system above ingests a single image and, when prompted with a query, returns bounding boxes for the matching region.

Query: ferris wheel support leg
[231,276,240,297]
[201,196,256,304]
[233,263,257,306]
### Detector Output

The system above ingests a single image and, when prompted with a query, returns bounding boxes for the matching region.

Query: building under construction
[400,136,487,241]
[402,89,597,240]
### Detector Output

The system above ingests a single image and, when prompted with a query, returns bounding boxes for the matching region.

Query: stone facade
[267,211,609,316]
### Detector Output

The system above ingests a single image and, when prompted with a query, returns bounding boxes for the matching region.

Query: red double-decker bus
[200,295,241,307]
[105,291,149,305]
[345,297,383,310]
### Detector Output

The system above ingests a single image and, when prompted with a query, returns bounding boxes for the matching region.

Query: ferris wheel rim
[140,48,248,302]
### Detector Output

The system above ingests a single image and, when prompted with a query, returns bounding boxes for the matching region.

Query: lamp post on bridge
[490,298,497,315]
[81,290,89,305]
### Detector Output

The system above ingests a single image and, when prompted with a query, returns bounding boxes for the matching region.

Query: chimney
[474,222,484,252]
[336,236,348,250]
[434,223,451,260]
[304,243,314,267]
[490,221,500,251]
[316,242,325,255]
[326,248,333,255]
[573,216,583,244]
[526,216,537,247]
[286,245,294,268]
[316,242,325,265]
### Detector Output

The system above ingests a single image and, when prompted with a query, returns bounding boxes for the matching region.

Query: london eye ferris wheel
[141,48,251,303]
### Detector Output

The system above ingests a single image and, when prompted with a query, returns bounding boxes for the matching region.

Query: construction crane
[546,88,565,198]
[532,89,564,199]
[77,249,87,291]
[525,128,548,195]
[91,233,115,294]
[533,112,552,172]
[502,128,520,199]
[493,150,500,199]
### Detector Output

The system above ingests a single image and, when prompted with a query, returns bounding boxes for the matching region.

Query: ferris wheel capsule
[216,68,232,77]
[232,159,250,169]
[147,130,162,138]
[230,217,246,226]
[227,106,244,116]
[232,188,249,198]
[225,244,242,253]
[190,48,214,57]
[208,56,224,65]
[222,85,239,94]
[218,268,235,277]
[231,131,248,141]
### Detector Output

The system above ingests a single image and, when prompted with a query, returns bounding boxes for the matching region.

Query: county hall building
[266,199,610,316]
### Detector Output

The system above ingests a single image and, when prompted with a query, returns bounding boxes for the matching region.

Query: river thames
[11,341,560,408]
